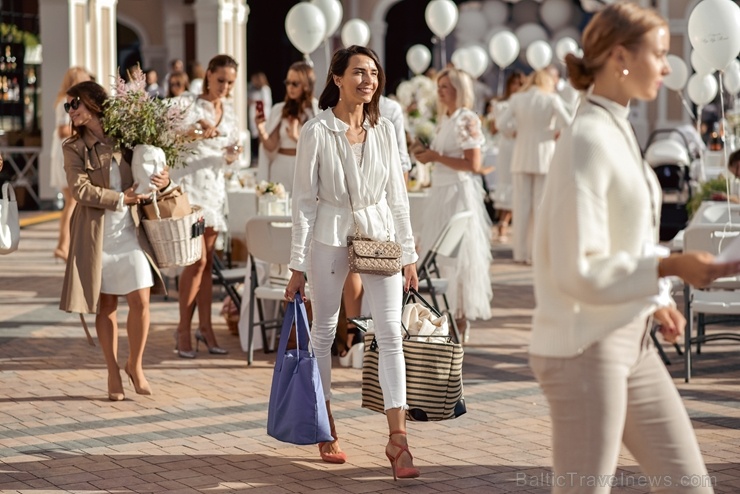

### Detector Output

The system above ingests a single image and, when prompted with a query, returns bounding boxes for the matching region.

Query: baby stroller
[644,129,693,241]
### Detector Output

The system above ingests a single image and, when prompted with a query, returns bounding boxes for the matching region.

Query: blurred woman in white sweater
[498,69,571,264]
[530,4,740,493]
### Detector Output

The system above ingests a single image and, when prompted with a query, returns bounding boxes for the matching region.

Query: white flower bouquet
[255,180,287,199]
[256,181,290,216]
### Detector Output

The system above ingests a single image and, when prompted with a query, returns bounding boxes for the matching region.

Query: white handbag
[0,182,20,254]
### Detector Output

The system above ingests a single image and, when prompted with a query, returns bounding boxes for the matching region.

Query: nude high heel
[124,362,152,396]
[385,430,420,480]
[107,371,125,401]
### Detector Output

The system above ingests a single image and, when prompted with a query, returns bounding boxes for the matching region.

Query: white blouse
[429,107,485,187]
[289,108,417,272]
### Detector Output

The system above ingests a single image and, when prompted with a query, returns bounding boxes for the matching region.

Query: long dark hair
[319,45,385,126]
[282,61,316,120]
[66,80,108,137]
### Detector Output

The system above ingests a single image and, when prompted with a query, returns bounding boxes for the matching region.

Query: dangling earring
[338,84,342,102]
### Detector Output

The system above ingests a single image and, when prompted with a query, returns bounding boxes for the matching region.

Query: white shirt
[379,96,412,173]
[530,95,666,358]
[498,87,572,174]
[289,108,418,272]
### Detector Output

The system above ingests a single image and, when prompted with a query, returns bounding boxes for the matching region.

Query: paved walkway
[1,218,740,493]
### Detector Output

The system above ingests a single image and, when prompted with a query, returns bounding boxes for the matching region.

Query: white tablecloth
[226,188,258,241]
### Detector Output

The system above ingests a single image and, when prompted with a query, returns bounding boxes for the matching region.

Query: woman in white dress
[256,61,318,192]
[170,54,241,358]
[497,69,572,264]
[59,81,171,401]
[414,67,493,336]
[51,66,91,261]
[489,70,525,242]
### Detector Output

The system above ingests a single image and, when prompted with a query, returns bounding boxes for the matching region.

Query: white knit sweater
[529,95,665,357]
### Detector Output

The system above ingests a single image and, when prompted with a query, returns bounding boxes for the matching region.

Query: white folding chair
[682,223,740,382]
[245,216,310,365]
[415,211,474,344]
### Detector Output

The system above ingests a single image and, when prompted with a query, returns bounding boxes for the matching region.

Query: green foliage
[0,23,39,47]
[102,68,192,168]
[687,176,730,217]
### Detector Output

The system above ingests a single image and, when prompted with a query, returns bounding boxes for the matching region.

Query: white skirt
[100,207,153,295]
[420,174,493,320]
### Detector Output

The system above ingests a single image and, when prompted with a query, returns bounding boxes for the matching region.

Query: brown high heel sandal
[385,430,420,480]
[318,414,347,464]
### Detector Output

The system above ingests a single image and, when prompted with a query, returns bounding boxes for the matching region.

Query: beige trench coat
[59,132,167,314]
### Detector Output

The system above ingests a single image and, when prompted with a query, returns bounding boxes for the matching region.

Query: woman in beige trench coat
[59,81,170,401]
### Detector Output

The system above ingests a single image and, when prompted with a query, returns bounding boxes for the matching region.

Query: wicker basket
[142,206,203,268]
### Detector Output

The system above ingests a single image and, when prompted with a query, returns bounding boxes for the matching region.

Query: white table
[407,190,428,240]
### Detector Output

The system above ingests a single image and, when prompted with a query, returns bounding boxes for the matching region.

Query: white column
[193,0,222,70]
[163,0,186,67]
[89,0,118,88]
[192,0,248,143]
[37,0,83,202]
[233,2,248,137]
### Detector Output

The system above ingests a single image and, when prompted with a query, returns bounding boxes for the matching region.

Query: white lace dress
[170,97,239,232]
[101,155,153,295]
[420,107,493,320]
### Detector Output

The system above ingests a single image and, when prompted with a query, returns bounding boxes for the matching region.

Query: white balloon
[482,0,509,25]
[463,45,490,78]
[691,49,715,76]
[540,0,573,32]
[406,44,432,75]
[341,19,370,47]
[489,31,520,68]
[687,73,718,106]
[425,0,459,39]
[515,23,548,50]
[555,37,579,63]
[725,67,740,94]
[526,40,552,70]
[688,0,740,72]
[455,10,489,43]
[727,59,740,75]
[552,26,582,45]
[285,3,327,55]
[311,0,343,39]
[663,55,689,91]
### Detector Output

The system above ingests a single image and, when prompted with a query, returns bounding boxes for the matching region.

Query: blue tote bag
[267,294,333,445]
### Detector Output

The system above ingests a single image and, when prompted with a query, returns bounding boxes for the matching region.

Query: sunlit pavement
[1,217,740,493]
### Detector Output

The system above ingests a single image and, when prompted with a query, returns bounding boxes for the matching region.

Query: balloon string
[677,92,696,121]
[718,72,733,226]
[696,104,707,182]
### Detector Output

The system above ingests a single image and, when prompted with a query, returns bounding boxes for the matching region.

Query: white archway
[370,0,402,66]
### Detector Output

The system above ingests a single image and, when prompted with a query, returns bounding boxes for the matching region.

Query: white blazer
[289,108,418,272]
[498,87,572,175]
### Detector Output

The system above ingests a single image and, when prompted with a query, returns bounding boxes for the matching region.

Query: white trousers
[530,318,713,494]
[512,172,546,263]
[309,241,407,410]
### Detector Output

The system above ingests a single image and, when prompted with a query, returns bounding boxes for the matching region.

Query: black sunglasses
[64,97,80,113]
[284,80,301,88]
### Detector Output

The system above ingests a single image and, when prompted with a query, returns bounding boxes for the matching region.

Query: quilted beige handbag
[336,133,402,277]
[347,235,402,276]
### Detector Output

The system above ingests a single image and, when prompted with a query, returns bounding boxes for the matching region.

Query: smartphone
[255,100,264,118]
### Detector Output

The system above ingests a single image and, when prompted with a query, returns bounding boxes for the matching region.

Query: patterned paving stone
[1,219,740,492]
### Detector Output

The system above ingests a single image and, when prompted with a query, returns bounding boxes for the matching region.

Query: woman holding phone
[256,62,318,192]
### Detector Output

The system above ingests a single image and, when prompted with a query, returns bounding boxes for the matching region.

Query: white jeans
[309,240,407,410]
